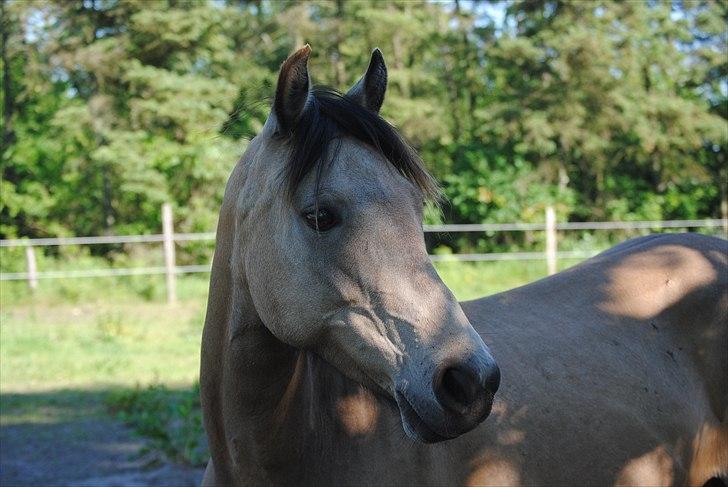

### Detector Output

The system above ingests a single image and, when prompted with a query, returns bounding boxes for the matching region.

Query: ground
[0,261,570,486]
[0,391,203,486]
[0,296,207,486]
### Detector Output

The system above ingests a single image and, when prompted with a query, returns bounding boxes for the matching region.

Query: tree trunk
[333,0,346,86]
[558,162,569,193]
[1,0,16,153]
[720,167,727,237]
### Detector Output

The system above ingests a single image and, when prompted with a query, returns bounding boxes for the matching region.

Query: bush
[106,383,208,467]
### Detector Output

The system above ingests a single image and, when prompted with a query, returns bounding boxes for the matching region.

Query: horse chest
[238,396,468,486]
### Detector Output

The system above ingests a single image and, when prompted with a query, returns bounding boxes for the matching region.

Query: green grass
[1,260,590,392]
[433,258,583,300]
[0,390,108,426]
[106,384,207,466]
[0,272,211,307]
[0,295,206,392]
[0,259,586,465]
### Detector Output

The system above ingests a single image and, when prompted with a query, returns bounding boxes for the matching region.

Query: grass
[0,259,585,464]
[433,257,582,300]
[106,384,207,466]
[0,390,109,426]
[0,298,205,392]
[1,259,585,391]
[1,259,585,387]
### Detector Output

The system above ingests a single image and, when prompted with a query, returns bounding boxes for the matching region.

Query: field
[0,259,582,466]
[0,259,586,390]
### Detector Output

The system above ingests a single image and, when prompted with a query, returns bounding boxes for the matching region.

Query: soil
[0,410,204,486]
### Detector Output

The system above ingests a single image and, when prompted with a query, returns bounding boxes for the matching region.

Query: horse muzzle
[395,353,500,443]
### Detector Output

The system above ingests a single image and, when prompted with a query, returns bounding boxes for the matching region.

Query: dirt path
[0,392,204,487]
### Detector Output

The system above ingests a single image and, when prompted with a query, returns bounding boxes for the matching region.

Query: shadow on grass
[0,386,206,486]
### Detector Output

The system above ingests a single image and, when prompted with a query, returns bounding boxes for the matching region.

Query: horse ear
[274,45,312,133]
[346,48,387,113]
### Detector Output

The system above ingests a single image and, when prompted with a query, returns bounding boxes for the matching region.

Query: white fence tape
[1,216,724,289]
[1,219,723,247]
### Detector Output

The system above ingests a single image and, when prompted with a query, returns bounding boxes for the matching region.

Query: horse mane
[277,87,440,200]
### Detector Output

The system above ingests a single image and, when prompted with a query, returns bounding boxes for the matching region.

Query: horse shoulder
[463,233,727,340]
[458,233,727,485]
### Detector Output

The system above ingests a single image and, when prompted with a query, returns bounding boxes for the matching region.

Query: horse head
[228,46,500,442]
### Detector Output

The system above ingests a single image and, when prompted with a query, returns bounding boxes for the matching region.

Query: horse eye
[303,208,339,232]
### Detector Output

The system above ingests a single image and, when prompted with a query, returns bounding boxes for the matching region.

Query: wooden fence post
[162,203,177,303]
[25,246,38,290]
[545,206,557,276]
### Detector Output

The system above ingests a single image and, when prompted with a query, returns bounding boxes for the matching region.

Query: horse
[200,46,727,486]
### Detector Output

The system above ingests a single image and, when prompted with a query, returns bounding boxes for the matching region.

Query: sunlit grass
[0,260,591,464]
[434,258,584,301]
[0,390,108,426]
[0,299,205,392]
[1,260,590,394]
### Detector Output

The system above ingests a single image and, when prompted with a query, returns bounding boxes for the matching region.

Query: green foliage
[1,0,725,255]
[106,383,208,466]
[483,0,726,223]
[1,259,564,464]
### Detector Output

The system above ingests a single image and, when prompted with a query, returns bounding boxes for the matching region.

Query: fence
[1,203,725,303]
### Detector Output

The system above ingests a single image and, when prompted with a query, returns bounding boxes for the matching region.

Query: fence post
[162,203,177,303]
[545,206,557,276]
[25,246,38,290]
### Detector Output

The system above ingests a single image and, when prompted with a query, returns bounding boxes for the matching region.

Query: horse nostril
[436,366,480,413]
[486,364,501,395]
[444,367,473,406]
[435,363,500,414]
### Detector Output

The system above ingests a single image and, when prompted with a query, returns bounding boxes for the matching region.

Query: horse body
[202,229,727,486]
[200,46,727,486]
[462,232,727,485]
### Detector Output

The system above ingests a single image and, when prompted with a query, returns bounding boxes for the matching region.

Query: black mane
[279,87,439,200]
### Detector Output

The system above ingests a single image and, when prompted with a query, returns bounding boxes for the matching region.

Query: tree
[1,0,724,257]
[483,0,726,221]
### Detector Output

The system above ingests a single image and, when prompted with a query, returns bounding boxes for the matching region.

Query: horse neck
[227,283,380,436]
[200,158,305,480]
[223,287,391,480]
[201,155,392,479]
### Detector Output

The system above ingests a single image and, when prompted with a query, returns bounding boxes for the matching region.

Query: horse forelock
[275,87,440,202]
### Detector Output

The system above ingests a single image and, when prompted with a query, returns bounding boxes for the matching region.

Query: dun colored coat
[200,46,727,486]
